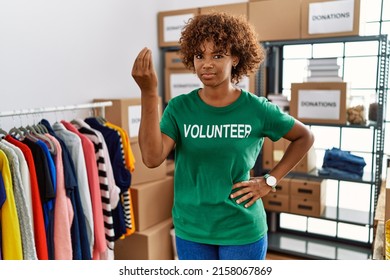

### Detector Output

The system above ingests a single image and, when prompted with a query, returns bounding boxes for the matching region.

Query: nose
[202,59,214,69]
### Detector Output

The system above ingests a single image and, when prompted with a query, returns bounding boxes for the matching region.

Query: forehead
[199,40,229,54]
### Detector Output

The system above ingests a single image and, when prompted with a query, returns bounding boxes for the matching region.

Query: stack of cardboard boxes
[262,136,327,218]
[94,98,175,260]
[158,0,363,46]
[263,176,327,217]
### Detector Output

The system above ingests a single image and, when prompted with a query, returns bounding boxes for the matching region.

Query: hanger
[0,127,7,137]
[27,124,56,155]
[95,115,107,125]
[9,126,25,140]
[21,126,40,142]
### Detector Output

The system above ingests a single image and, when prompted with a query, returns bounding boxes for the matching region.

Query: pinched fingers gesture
[131,47,158,95]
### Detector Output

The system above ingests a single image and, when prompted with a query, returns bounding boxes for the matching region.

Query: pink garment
[61,120,106,260]
[45,134,73,260]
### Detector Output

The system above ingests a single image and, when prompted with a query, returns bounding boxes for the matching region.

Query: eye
[195,54,203,59]
[213,54,223,59]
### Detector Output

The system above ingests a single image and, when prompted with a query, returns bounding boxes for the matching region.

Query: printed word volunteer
[184,124,252,139]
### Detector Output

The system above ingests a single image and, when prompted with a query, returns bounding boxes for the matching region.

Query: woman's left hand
[231,177,272,208]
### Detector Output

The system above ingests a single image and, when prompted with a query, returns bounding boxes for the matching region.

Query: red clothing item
[5,135,49,260]
[61,121,106,259]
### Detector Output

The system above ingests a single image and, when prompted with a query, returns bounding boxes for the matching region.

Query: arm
[131,48,175,168]
[231,119,314,208]
[267,119,315,183]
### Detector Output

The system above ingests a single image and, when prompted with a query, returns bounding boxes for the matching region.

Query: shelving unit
[258,35,389,260]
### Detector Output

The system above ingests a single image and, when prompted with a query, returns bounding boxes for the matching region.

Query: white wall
[0,0,245,130]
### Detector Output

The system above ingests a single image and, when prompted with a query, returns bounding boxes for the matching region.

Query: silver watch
[264,174,277,191]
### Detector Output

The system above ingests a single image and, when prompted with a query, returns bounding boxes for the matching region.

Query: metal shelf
[268,232,372,260]
[263,35,387,47]
[260,34,389,258]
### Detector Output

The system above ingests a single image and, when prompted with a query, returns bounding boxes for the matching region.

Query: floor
[266,251,308,260]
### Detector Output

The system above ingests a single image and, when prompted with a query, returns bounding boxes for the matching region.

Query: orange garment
[105,122,136,236]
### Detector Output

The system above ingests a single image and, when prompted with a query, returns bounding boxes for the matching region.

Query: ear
[232,56,240,67]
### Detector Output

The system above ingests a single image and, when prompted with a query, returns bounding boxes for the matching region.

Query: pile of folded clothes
[318,147,366,180]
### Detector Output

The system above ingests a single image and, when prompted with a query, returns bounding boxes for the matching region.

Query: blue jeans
[175,235,268,260]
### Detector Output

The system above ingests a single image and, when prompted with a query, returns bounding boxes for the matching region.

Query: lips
[201,72,215,79]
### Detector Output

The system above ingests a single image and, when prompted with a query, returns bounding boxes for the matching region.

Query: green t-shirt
[160,89,295,245]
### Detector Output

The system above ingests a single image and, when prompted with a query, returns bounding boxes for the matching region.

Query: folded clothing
[322,147,366,177]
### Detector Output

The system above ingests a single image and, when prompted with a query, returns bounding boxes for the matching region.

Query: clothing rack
[0,101,113,118]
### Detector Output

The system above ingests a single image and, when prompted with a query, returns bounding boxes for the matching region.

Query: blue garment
[40,119,91,260]
[0,173,5,260]
[84,117,131,240]
[175,234,268,260]
[322,147,366,178]
[0,173,5,208]
[0,173,4,260]
[318,167,362,180]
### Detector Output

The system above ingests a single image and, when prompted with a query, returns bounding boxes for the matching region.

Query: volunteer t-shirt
[160,89,295,245]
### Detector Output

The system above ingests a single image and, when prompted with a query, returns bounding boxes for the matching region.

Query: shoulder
[165,88,199,109]
[241,90,271,107]
[170,89,199,102]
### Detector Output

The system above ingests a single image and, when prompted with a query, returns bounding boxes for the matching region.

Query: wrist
[264,174,277,192]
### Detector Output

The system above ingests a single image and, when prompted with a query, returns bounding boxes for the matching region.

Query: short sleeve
[262,100,295,141]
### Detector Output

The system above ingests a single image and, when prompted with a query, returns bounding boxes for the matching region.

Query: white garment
[1,139,33,230]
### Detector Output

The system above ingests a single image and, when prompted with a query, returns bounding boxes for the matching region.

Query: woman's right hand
[131,47,158,97]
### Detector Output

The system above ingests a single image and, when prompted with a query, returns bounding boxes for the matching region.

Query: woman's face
[193,40,238,88]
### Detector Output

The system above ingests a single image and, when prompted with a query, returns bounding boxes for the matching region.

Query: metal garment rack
[0,101,113,118]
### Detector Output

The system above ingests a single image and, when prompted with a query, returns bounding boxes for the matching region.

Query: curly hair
[179,12,265,84]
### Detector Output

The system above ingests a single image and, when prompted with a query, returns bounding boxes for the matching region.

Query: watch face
[266,175,277,187]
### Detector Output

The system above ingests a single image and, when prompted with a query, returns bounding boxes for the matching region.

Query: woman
[131,12,314,260]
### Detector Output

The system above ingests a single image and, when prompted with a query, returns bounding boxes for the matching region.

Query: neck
[199,84,240,107]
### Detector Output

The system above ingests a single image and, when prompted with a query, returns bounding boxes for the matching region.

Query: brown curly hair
[179,12,265,84]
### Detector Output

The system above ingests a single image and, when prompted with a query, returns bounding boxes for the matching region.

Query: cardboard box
[158,8,200,47]
[94,97,162,143]
[249,0,301,42]
[294,145,317,173]
[290,82,347,124]
[289,178,326,217]
[290,196,325,217]
[164,68,202,102]
[301,0,362,39]
[274,177,291,195]
[200,2,248,19]
[290,178,326,200]
[262,193,289,212]
[131,176,173,231]
[262,137,316,173]
[131,140,167,185]
[94,97,164,136]
[114,218,174,260]
[165,50,185,69]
